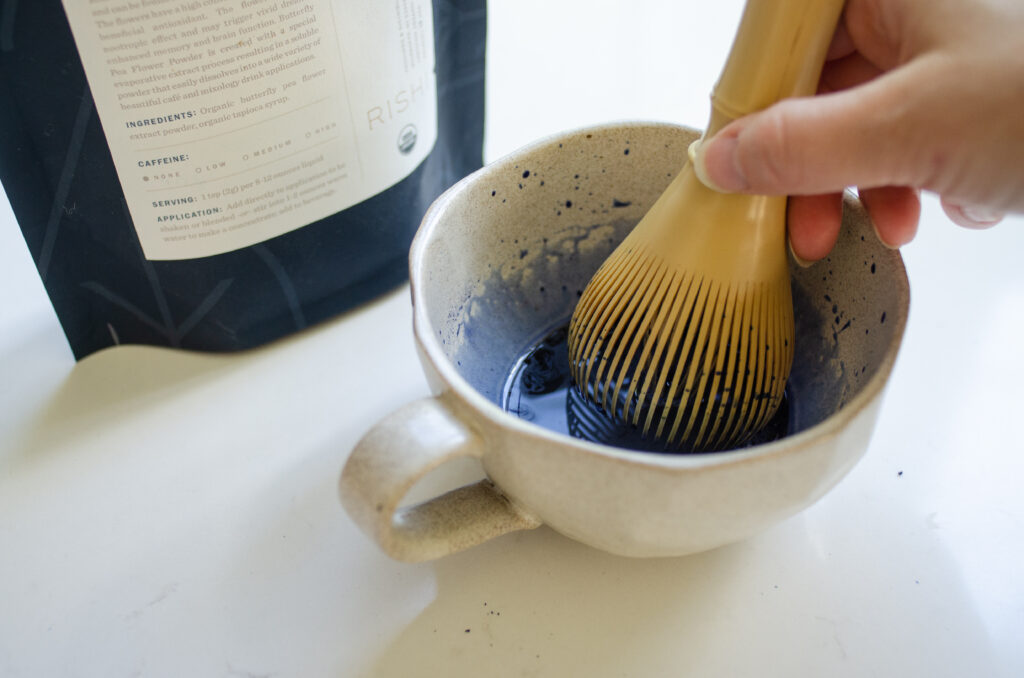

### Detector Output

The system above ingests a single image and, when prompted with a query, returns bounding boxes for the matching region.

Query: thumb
[694,66,925,196]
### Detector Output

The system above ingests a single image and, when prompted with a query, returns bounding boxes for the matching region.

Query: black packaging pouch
[0,0,485,359]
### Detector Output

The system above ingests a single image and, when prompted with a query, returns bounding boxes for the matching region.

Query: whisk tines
[568,242,793,452]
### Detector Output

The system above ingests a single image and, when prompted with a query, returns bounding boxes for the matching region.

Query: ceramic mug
[340,122,909,562]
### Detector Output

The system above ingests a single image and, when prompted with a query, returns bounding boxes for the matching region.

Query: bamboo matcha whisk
[567,0,844,452]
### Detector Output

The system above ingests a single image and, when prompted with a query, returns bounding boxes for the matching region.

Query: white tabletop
[2,2,1022,676]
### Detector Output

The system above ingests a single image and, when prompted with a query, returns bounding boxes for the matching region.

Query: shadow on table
[8,343,240,463]
[5,286,409,468]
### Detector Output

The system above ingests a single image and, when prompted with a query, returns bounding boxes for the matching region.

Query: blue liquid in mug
[501,323,789,453]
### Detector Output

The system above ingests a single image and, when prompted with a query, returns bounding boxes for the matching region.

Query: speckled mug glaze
[340,122,909,562]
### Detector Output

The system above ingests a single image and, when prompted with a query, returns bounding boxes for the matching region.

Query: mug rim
[409,120,910,469]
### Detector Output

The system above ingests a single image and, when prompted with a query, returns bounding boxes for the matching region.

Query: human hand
[693,0,1024,264]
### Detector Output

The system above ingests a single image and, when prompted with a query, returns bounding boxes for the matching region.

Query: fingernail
[871,219,902,250]
[941,199,1004,230]
[788,238,814,268]
[692,135,747,193]
[960,204,1004,227]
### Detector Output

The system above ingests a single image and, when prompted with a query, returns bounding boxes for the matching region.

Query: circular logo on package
[397,124,418,155]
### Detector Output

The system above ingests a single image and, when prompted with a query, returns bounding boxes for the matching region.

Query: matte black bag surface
[0,0,485,359]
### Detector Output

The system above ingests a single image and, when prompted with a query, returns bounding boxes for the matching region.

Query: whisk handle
[707,0,845,136]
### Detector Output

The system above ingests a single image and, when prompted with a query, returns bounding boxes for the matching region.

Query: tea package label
[60,0,438,260]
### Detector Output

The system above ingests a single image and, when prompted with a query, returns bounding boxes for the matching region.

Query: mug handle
[340,396,542,562]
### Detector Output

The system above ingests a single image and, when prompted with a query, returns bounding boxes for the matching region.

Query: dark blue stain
[612,199,631,207]
[522,170,530,178]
